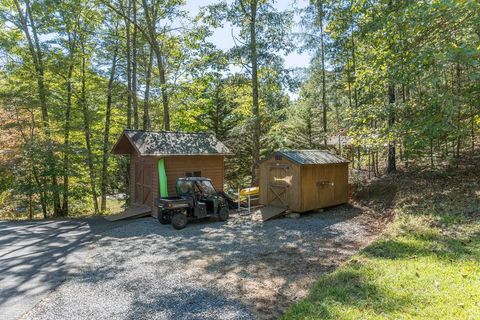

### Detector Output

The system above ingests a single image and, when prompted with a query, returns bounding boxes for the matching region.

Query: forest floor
[282,153,480,319]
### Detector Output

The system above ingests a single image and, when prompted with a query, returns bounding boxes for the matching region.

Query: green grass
[283,169,480,319]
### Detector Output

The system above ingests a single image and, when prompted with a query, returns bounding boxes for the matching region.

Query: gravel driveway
[0,220,91,320]
[24,205,381,319]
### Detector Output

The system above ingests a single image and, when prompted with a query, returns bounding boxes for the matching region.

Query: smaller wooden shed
[259,150,349,213]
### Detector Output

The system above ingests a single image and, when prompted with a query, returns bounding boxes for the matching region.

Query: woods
[0,0,479,218]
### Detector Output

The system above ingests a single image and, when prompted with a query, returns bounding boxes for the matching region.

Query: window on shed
[185,171,202,177]
[275,155,283,160]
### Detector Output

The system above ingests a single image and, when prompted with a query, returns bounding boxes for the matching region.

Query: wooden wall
[299,163,349,212]
[161,155,224,195]
[130,154,225,217]
[259,157,301,211]
[259,157,349,212]
[130,153,155,213]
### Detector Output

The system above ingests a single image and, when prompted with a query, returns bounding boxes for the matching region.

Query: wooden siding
[259,157,348,212]
[130,154,155,209]
[163,156,224,194]
[299,163,349,212]
[129,155,225,217]
[259,157,301,211]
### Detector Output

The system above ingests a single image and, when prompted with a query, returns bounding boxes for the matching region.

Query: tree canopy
[0,0,478,218]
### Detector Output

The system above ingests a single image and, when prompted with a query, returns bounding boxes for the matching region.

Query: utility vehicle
[156,177,229,229]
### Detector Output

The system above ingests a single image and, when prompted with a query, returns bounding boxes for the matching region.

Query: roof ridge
[125,129,211,135]
[278,149,333,152]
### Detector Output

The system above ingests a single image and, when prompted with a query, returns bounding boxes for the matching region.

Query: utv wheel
[158,213,170,225]
[218,207,229,221]
[171,213,188,230]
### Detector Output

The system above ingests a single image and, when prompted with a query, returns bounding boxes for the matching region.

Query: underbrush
[283,166,480,319]
[0,197,126,220]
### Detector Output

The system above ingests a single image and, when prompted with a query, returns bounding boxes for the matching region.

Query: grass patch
[283,168,480,319]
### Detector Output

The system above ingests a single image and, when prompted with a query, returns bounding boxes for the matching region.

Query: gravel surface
[0,220,94,320]
[24,205,382,319]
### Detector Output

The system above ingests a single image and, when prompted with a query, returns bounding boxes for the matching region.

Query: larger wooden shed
[112,130,231,217]
[259,150,349,213]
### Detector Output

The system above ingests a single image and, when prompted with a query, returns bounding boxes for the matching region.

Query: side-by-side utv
[156,177,229,229]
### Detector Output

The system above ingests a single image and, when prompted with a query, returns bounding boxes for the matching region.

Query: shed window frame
[185,171,202,177]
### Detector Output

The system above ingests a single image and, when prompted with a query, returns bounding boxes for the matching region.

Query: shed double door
[134,159,153,206]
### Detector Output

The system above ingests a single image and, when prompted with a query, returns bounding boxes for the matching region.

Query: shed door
[134,160,152,206]
[267,165,290,207]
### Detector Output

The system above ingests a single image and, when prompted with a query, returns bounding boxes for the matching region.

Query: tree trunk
[214,83,221,137]
[318,2,327,148]
[80,42,99,214]
[157,54,170,130]
[125,0,132,129]
[387,83,396,173]
[14,104,47,219]
[249,0,260,185]
[62,62,75,215]
[28,176,33,219]
[105,0,169,129]
[386,0,396,174]
[430,138,434,169]
[455,62,461,158]
[367,149,372,179]
[140,0,170,130]
[472,105,476,152]
[100,44,118,212]
[143,48,153,130]
[14,0,61,216]
[132,0,139,129]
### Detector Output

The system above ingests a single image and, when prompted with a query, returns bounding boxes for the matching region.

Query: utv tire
[218,206,229,221]
[171,213,188,230]
[158,213,170,225]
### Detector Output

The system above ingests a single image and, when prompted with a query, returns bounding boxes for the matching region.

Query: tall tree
[100,38,119,212]
[12,0,61,216]
[206,0,293,184]
[310,0,328,147]
[131,0,139,129]
[143,47,153,130]
[79,35,99,214]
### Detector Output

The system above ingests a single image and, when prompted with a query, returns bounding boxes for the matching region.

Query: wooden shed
[111,130,231,217]
[259,150,349,213]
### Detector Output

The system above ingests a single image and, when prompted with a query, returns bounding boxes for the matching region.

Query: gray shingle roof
[123,130,231,156]
[272,150,349,165]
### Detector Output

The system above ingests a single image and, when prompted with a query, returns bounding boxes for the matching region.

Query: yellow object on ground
[239,187,259,196]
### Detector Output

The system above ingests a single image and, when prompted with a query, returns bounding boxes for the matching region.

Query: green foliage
[297,0,480,169]
[0,0,479,218]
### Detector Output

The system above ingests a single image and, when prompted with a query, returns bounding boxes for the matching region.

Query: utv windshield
[176,180,193,195]
[196,180,216,195]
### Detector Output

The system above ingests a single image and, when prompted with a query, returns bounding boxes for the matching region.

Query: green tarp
[158,159,168,197]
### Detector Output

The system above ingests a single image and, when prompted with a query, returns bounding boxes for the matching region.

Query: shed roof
[112,130,232,156]
[266,150,349,165]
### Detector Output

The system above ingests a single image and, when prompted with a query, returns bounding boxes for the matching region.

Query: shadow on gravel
[126,282,253,320]
[0,220,92,319]
[92,204,374,318]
